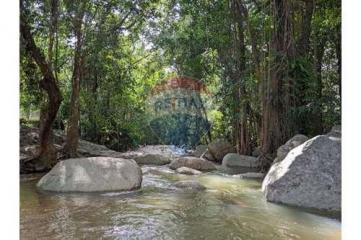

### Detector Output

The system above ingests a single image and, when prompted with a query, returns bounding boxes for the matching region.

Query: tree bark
[20,3,62,168]
[294,0,314,133]
[313,36,326,134]
[64,3,86,157]
[296,0,314,56]
[261,0,294,155]
[39,0,60,156]
[230,0,251,155]
[335,29,341,98]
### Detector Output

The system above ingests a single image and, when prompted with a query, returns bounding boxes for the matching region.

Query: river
[20,165,341,240]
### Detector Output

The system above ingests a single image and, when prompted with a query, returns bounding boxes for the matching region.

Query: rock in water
[207,139,236,162]
[192,145,208,158]
[202,150,216,162]
[133,154,172,165]
[37,157,142,192]
[222,153,260,174]
[238,172,265,179]
[174,180,206,190]
[176,167,202,175]
[169,157,216,171]
[262,135,341,213]
[274,134,309,163]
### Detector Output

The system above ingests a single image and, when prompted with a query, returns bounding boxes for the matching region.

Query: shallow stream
[20,166,341,240]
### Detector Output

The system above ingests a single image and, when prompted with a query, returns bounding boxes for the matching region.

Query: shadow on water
[20,168,341,240]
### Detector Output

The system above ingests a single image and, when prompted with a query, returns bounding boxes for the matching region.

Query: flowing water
[20,166,341,240]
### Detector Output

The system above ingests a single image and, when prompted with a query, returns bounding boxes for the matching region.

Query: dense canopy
[20,0,341,169]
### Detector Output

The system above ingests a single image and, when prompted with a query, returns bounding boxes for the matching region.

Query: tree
[63,1,86,157]
[261,0,294,156]
[19,0,341,170]
[20,0,62,168]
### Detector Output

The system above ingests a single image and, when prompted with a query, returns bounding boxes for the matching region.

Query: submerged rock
[142,166,175,176]
[262,135,341,213]
[133,154,172,165]
[37,157,142,192]
[238,172,265,179]
[169,156,216,171]
[207,139,236,162]
[274,134,309,163]
[174,180,206,190]
[222,153,260,174]
[175,167,202,175]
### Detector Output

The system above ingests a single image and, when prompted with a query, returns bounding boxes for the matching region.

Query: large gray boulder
[207,139,236,162]
[222,153,260,174]
[262,135,341,213]
[37,157,142,192]
[274,134,309,163]
[169,156,216,171]
[133,154,172,165]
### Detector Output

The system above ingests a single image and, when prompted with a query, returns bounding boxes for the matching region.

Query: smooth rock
[176,167,202,175]
[222,153,260,174]
[274,134,309,163]
[192,145,208,158]
[262,135,341,213]
[169,156,216,171]
[116,151,144,159]
[174,180,206,190]
[142,166,175,176]
[252,147,261,157]
[202,150,216,161]
[37,157,142,192]
[207,139,236,162]
[77,139,119,157]
[133,154,172,165]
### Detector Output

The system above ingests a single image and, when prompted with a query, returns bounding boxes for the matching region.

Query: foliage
[20,0,341,153]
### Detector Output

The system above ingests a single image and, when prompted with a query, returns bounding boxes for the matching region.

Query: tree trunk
[261,0,294,155]
[335,30,341,98]
[20,4,62,169]
[64,3,86,158]
[294,0,314,133]
[296,0,314,56]
[236,0,252,155]
[313,36,325,134]
[39,0,60,158]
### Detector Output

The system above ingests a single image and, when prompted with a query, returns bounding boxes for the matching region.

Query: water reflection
[20,167,341,240]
